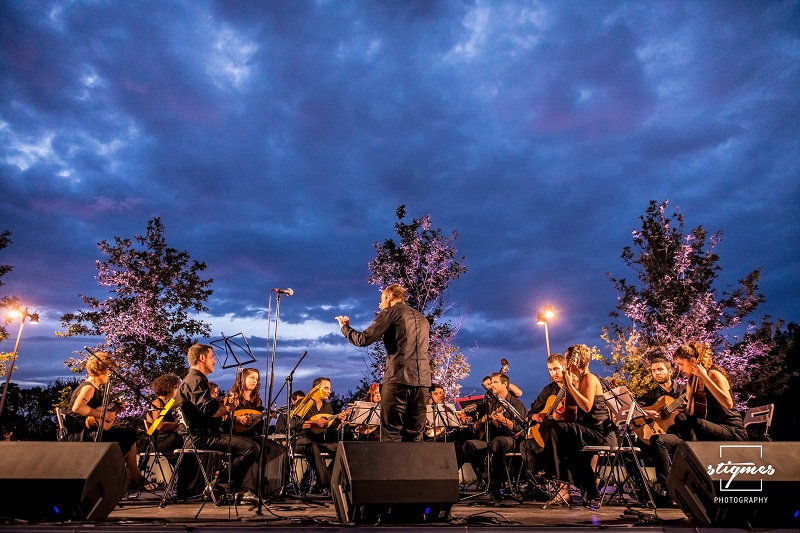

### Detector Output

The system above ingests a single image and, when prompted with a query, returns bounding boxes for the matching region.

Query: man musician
[291,377,348,495]
[174,344,260,505]
[463,372,526,501]
[519,353,568,486]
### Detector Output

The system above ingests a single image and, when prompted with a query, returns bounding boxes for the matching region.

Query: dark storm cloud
[1,1,798,396]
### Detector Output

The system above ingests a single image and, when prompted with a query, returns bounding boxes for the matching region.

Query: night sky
[2,1,798,404]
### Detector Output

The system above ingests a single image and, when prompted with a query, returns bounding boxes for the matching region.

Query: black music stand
[211,332,257,370]
[347,401,381,439]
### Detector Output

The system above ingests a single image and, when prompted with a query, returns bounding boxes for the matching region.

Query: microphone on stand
[273,288,294,296]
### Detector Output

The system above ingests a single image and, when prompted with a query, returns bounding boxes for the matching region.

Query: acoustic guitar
[632,392,686,444]
[526,387,567,452]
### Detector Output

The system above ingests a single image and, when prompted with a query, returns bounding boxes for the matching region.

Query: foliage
[359,205,469,402]
[58,218,213,411]
[0,378,81,440]
[603,200,787,407]
[0,229,21,378]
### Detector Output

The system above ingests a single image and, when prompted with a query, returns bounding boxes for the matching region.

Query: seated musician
[291,377,348,495]
[275,390,305,435]
[520,353,567,487]
[175,344,260,505]
[224,368,265,438]
[66,351,149,490]
[651,341,748,496]
[463,372,526,501]
[539,344,616,506]
[631,357,686,502]
[426,383,469,468]
[146,373,202,500]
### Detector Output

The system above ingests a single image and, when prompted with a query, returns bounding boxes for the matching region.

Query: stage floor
[2,486,702,532]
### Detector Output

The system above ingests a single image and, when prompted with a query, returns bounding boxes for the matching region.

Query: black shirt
[638,380,686,409]
[292,400,337,443]
[175,368,222,436]
[485,393,527,439]
[342,301,431,387]
[527,381,563,418]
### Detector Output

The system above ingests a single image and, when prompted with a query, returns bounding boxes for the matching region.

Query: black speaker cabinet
[667,441,800,528]
[0,442,127,522]
[330,441,459,524]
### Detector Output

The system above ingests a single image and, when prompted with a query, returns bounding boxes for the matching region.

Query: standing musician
[539,344,616,506]
[291,377,348,495]
[520,353,567,484]
[651,341,748,490]
[175,344,260,505]
[336,284,431,442]
[66,351,149,490]
[463,372,526,501]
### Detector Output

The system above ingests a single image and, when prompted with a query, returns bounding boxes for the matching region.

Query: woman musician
[66,351,150,490]
[672,341,747,441]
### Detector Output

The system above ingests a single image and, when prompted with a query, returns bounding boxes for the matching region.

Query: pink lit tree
[603,200,790,407]
[360,206,469,402]
[59,218,213,408]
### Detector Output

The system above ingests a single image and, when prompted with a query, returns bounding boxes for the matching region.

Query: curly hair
[151,373,181,397]
[86,352,114,377]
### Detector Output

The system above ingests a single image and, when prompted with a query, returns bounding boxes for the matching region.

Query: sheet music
[347,401,381,426]
[426,403,462,428]
[602,386,648,425]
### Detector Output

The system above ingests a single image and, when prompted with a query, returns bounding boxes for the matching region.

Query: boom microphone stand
[254,288,292,515]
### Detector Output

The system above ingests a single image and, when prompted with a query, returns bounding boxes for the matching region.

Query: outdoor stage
[1,488,699,532]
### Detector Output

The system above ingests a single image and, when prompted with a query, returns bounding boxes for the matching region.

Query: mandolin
[85,399,125,430]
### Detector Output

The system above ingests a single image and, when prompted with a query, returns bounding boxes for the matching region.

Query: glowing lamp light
[0,306,40,420]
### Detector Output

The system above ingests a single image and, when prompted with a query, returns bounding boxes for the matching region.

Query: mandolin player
[291,377,348,496]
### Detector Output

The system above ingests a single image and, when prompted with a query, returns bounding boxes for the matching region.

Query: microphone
[273,288,294,296]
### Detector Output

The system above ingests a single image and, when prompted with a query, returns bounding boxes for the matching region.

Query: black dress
[66,380,137,455]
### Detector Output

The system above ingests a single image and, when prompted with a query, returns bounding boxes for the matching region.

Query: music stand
[211,332,257,369]
[601,386,658,512]
[348,401,381,426]
[427,404,461,441]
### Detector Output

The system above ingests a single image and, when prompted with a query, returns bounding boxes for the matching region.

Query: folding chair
[159,408,227,508]
[743,404,774,441]
[55,407,68,442]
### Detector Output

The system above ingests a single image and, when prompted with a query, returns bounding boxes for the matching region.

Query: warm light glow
[7,306,22,319]
[536,305,555,324]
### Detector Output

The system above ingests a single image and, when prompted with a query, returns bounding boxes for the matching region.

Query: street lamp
[536,305,555,357]
[0,306,39,420]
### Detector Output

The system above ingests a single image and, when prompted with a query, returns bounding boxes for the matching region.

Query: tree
[0,229,20,380]
[603,200,788,407]
[59,218,213,410]
[359,205,469,401]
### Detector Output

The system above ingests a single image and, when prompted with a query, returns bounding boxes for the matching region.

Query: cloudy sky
[1,1,798,404]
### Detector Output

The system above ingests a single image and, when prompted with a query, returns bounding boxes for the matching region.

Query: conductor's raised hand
[335,315,350,327]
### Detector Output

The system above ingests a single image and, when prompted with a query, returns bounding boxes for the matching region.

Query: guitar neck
[545,387,567,416]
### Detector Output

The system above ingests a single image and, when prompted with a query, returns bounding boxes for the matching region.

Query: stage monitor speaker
[0,442,127,523]
[330,441,459,524]
[667,441,800,528]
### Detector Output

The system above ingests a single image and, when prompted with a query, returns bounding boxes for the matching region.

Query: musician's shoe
[236,490,259,505]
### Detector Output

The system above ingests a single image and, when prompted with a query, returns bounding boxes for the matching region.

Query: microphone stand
[460,389,494,503]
